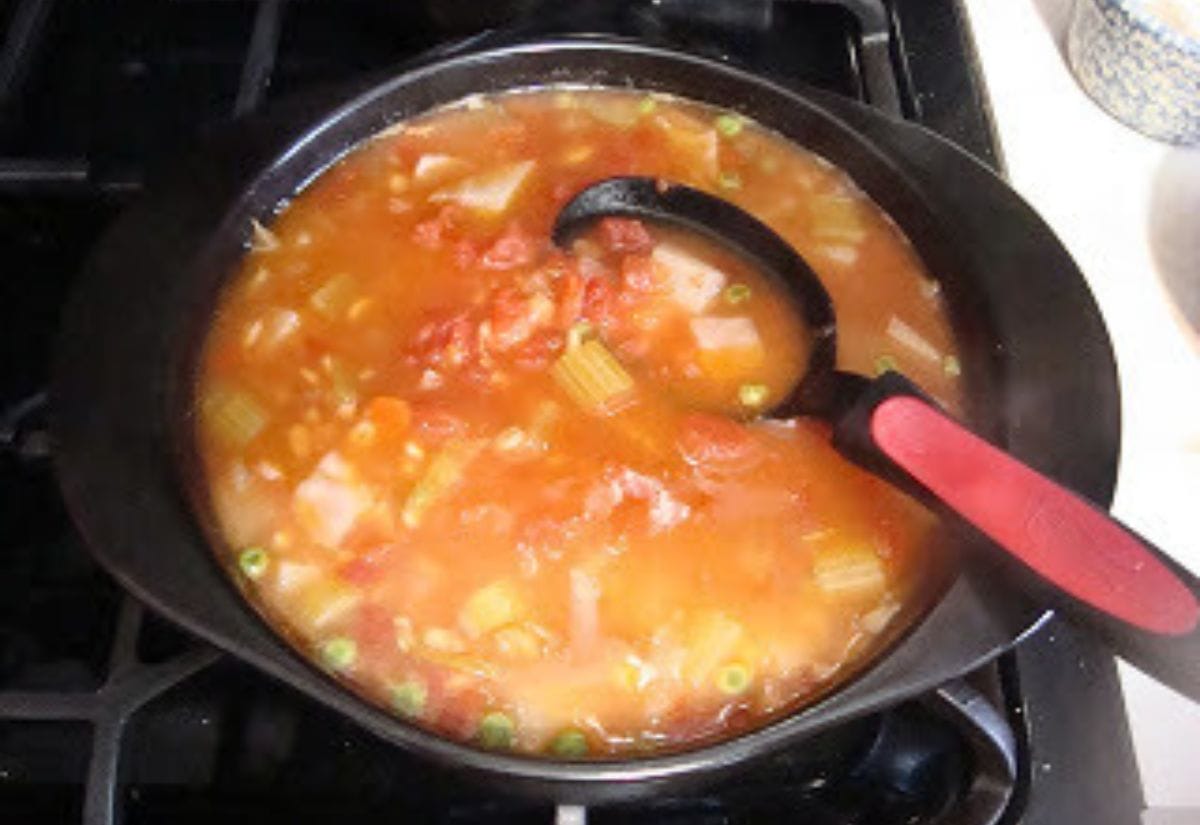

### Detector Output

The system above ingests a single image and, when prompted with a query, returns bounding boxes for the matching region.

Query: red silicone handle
[870,396,1199,635]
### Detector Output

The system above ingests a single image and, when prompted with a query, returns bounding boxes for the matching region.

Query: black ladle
[553,176,1200,700]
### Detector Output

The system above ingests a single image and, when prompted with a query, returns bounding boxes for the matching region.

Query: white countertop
[960,0,1200,817]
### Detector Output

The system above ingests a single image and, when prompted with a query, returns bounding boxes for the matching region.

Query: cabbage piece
[413,153,469,184]
[430,160,535,215]
[650,243,727,313]
[293,452,373,547]
[689,315,761,351]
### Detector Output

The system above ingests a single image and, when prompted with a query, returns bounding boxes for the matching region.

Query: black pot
[52,39,1119,802]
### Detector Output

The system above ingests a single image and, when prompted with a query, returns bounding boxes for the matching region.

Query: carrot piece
[365,397,412,439]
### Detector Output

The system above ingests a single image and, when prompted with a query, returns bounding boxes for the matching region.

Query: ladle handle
[836,374,1200,701]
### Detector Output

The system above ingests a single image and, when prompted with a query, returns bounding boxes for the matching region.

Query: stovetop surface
[0,1,1142,823]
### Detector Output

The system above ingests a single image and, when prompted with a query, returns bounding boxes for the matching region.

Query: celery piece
[813,547,886,596]
[203,387,268,447]
[400,439,485,529]
[551,334,635,416]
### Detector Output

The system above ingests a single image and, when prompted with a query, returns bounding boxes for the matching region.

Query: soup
[196,89,962,757]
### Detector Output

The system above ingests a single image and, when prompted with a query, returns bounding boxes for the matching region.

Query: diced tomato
[353,601,398,661]
[412,205,462,250]
[489,287,554,351]
[462,365,486,387]
[436,680,489,739]
[322,162,361,203]
[413,310,475,368]
[582,277,615,326]
[412,218,444,249]
[556,271,586,326]
[412,405,468,441]
[491,119,529,154]
[513,329,564,371]
[443,315,475,368]
[452,239,478,269]
[490,287,526,339]
[339,543,397,585]
[620,253,665,293]
[677,413,761,470]
[481,224,537,270]
[520,517,566,552]
[598,217,653,254]
[551,181,577,205]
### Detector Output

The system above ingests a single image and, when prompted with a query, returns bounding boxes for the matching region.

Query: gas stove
[0,1,1144,823]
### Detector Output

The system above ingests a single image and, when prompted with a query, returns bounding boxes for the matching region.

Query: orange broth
[196,88,962,757]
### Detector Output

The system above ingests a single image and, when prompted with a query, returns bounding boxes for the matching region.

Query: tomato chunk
[620,253,666,294]
[598,217,654,254]
[677,413,761,470]
[581,277,615,326]
[481,224,537,270]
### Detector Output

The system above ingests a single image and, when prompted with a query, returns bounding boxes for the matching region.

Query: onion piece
[885,315,943,363]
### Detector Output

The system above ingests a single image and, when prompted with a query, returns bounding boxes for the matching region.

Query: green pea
[478,711,515,750]
[238,546,268,580]
[724,283,752,305]
[718,171,742,190]
[390,679,428,718]
[638,96,657,115]
[738,383,769,408]
[943,355,962,377]
[319,637,357,672]
[715,113,744,137]
[874,354,899,376]
[550,728,589,758]
[716,663,752,695]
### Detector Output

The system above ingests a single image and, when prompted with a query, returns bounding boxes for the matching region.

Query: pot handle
[833,373,1200,702]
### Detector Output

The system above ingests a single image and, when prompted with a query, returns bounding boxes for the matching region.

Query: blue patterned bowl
[1068,0,1200,145]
